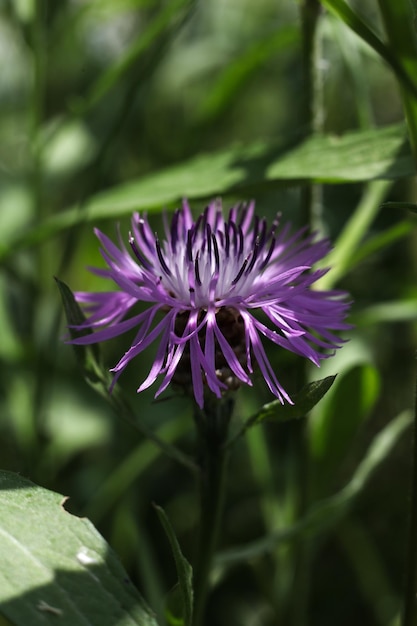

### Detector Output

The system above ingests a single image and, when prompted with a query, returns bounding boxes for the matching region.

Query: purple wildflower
[70,199,350,408]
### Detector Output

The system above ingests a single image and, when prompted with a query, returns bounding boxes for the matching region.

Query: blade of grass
[337,518,398,626]
[195,27,299,126]
[71,0,194,116]
[347,219,414,273]
[319,0,417,100]
[316,179,392,290]
[376,0,417,165]
[217,410,412,566]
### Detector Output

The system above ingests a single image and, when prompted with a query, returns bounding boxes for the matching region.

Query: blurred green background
[1,0,417,624]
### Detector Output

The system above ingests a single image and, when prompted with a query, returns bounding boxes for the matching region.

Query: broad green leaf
[266,124,411,182]
[217,409,412,566]
[227,376,336,447]
[154,505,193,626]
[0,470,159,626]
[0,123,413,262]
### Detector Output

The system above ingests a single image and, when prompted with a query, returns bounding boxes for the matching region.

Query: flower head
[70,199,350,407]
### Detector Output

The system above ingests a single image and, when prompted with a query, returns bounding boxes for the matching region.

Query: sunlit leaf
[0,123,413,262]
[0,471,159,626]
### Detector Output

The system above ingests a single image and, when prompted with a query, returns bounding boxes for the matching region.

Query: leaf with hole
[0,470,160,626]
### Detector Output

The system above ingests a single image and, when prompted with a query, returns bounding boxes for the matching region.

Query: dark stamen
[258,218,267,250]
[186,230,193,263]
[259,236,276,270]
[170,210,180,253]
[237,225,244,257]
[251,215,259,247]
[155,236,172,276]
[139,219,152,250]
[212,233,220,271]
[206,224,212,257]
[245,238,260,275]
[232,257,248,285]
[195,256,202,286]
[129,234,151,269]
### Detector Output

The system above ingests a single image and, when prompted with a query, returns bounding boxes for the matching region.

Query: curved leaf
[0,123,413,262]
[0,471,159,626]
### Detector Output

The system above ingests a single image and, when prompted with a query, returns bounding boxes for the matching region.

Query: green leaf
[255,375,337,423]
[381,201,417,213]
[227,376,336,447]
[55,277,106,386]
[0,123,413,262]
[154,505,193,626]
[266,124,411,182]
[0,470,159,626]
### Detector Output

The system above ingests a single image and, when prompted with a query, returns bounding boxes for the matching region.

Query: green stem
[192,397,233,626]
[293,2,324,624]
[30,0,47,471]
[402,379,417,626]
